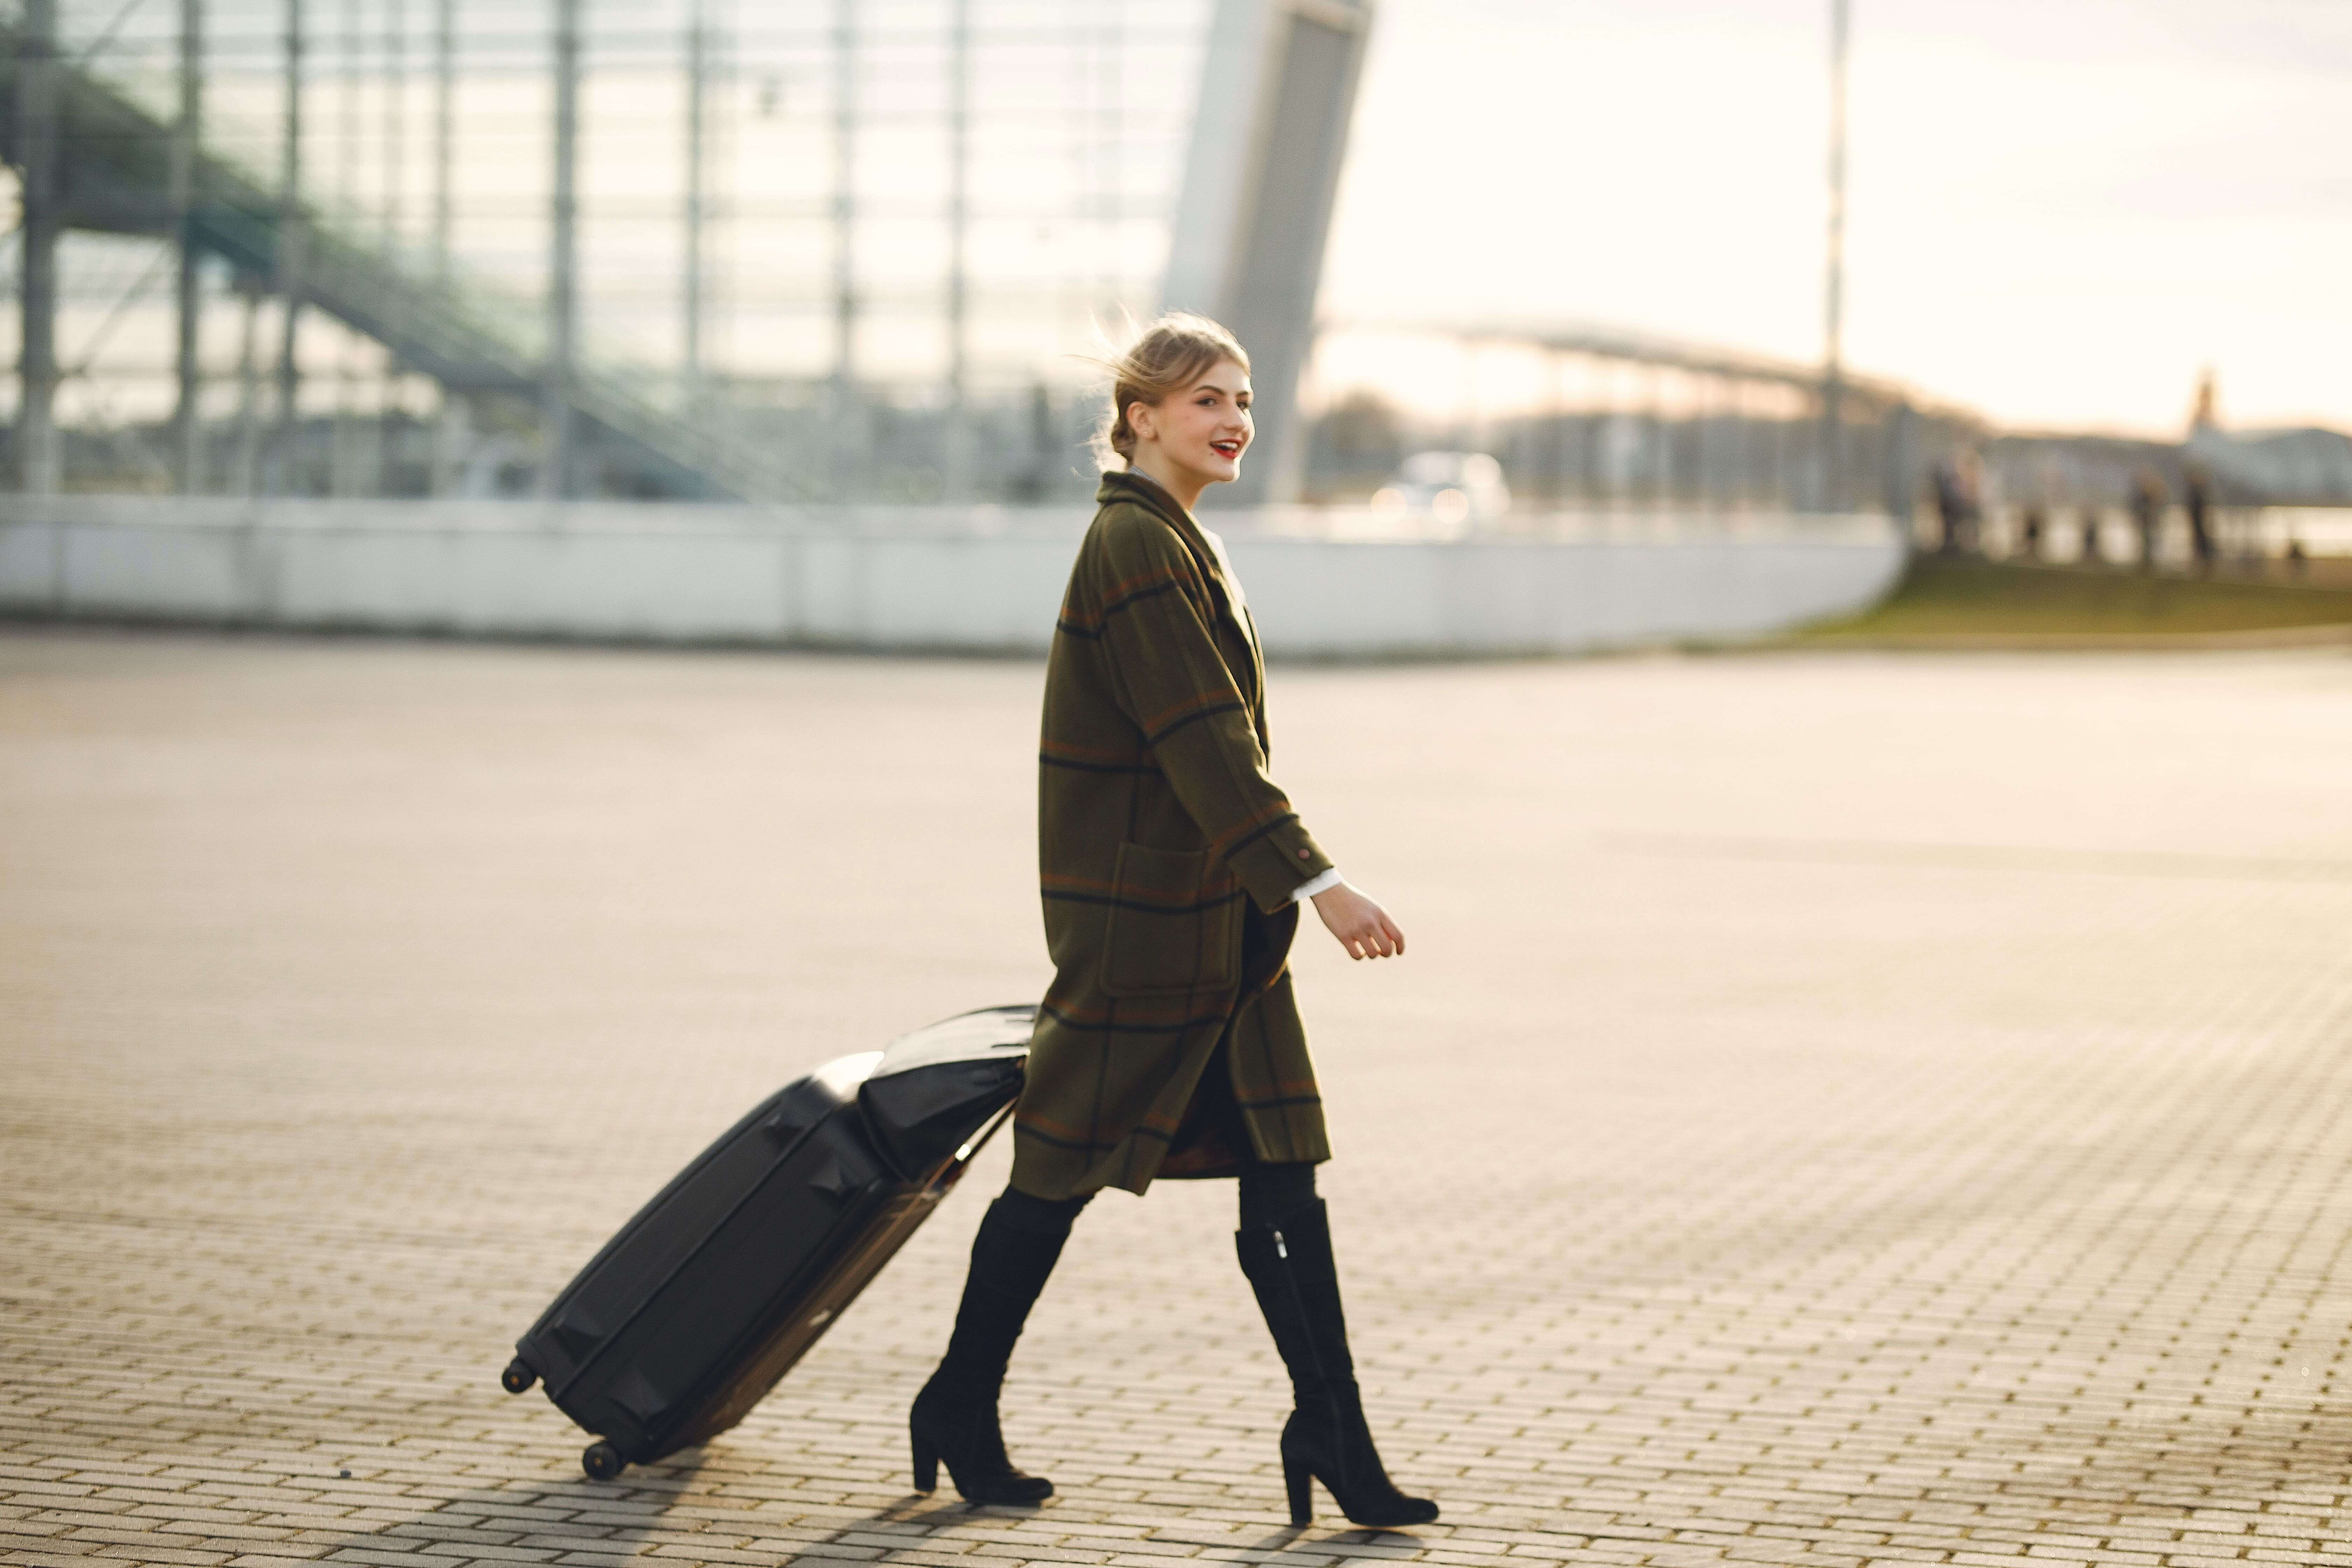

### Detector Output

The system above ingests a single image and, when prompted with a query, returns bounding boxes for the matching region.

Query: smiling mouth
[1210,440,1242,458]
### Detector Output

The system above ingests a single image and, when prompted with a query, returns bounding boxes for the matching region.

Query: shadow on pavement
[312,1450,1437,1563]
[313,1450,714,1562]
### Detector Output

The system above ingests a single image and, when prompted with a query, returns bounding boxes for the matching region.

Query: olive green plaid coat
[1008,470,1336,1200]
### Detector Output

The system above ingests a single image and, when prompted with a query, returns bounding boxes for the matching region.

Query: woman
[910,315,1437,1529]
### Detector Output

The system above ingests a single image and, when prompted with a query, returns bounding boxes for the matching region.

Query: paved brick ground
[5,626,2351,1568]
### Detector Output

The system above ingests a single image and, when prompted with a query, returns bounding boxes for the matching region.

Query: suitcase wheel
[499,1358,538,1396]
[581,1440,624,1482]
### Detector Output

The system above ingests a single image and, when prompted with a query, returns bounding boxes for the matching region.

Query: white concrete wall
[0,497,1904,657]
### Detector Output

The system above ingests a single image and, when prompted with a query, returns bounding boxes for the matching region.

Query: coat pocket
[1101,842,1242,998]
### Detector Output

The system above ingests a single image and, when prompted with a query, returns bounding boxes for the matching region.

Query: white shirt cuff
[1291,867,1345,904]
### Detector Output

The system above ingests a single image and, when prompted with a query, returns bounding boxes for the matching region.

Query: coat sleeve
[1088,507,1335,912]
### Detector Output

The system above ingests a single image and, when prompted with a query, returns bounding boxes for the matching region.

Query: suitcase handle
[920,1100,1016,1197]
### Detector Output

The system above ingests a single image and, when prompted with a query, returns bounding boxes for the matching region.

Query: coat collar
[1097,467,1195,537]
[1096,469,1240,609]
[1094,469,1265,702]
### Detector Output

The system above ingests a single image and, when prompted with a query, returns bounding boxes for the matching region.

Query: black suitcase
[498,1005,1033,1479]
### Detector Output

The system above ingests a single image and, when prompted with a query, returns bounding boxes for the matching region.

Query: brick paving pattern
[4,627,2350,1567]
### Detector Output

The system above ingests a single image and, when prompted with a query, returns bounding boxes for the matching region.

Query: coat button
[1297,849,1310,858]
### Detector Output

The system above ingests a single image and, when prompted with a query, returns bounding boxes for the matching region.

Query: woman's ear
[1127,400,1155,448]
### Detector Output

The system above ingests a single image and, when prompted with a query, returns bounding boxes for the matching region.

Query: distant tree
[1311,390,1405,486]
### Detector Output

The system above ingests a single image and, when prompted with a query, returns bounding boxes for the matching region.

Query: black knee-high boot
[911,1188,1084,1504]
[1235,1198,1439,1528]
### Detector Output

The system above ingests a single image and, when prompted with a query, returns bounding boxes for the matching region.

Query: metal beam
[1093,2,1121,315]
[541,0,580,499]
[17,0,61,494]
[1819,0,1849,511]
[328,0,364,498]
[1164,0,1374,506]
[433,0,453,279]
[430,0,457,495]
[683,0,708,401]
[270,0,307,497]
[231,282,262,495]
[828,0,857,497]
[940,0,969,500]
[384,0,405,243]
[173,0,205,493]
[380,0,407,496]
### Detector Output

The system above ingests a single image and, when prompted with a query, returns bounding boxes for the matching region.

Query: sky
[1321,0,2352,437]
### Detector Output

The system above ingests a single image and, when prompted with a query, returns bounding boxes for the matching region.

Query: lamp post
[1819,0,1848,513]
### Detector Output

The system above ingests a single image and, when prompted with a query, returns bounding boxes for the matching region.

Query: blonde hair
[1090,313,1252,470]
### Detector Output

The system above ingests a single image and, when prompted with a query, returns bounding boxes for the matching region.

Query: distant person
[1932,451,1982,554]
[2018,503,2046,561]
[2183,461,2216,570]
[908,314,1438,1529]
[1960,449,1988,552]
[2019,455,2060,561]
[2077,504,2105,566]
[2130,468,2167,572]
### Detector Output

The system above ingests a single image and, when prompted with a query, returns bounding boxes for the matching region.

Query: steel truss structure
[4,0,1294,501]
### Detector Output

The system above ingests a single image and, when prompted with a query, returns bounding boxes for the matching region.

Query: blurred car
[1370,451,1512,531]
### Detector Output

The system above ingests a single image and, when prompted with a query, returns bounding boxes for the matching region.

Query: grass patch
[1801,554,2352,641]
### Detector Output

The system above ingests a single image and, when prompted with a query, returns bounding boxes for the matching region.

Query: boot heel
[911,1430,939,1494]
[1284,1456,1314,1525]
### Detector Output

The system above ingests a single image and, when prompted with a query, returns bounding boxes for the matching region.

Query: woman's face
[1131,359,1253,486]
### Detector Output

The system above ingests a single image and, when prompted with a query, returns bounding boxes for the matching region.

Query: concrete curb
[1793,621,2352,652]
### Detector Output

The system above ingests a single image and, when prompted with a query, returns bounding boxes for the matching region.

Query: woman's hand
[1310,881,1405,961]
